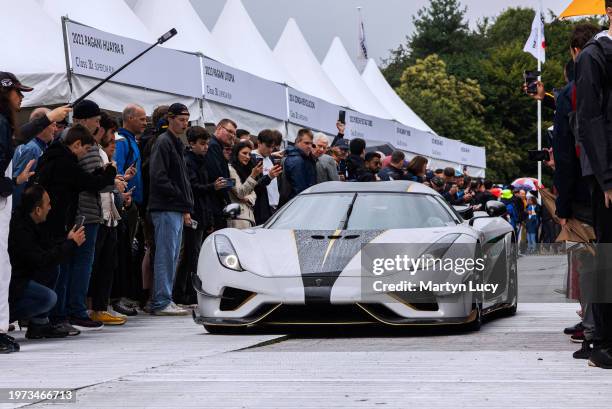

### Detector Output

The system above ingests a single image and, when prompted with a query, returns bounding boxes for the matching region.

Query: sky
[188,0,572,66]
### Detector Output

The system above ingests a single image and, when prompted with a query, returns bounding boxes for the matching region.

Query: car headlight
[420,234,461,262]
[214,234,244,271]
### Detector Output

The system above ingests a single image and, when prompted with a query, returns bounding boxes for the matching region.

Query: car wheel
[464,303,482,332]
[502,242,519,317]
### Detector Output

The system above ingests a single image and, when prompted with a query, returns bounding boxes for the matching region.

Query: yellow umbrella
[559,0,606,19]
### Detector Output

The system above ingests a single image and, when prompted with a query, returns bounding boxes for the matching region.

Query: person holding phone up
[227,141,268,229]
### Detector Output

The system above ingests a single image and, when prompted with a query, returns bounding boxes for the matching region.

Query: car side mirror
[223,203,241,219]
[485,201,506,217]
[453,205,474,220]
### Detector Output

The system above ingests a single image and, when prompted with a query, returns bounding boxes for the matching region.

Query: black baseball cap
[73,99,101,119]
[0,72,33,92]
[333,139,349,150]
[168,103,189,116]
[431,176,445,188]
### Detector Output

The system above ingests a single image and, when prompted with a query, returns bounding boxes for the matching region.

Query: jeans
[52,223,99,321]
[151,212,183,311]
[10,281,57,325]
[527,232,537,251]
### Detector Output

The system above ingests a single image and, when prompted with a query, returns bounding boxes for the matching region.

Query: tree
[396,55,520,180]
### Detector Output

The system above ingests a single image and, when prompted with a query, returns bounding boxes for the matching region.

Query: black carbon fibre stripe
[293,230,384,304]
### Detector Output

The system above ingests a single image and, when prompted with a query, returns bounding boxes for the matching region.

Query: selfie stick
[70,28,178,107]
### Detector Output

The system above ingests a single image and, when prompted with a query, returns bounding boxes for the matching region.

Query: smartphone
[224,178,236,188]
[74,215,86,231]
[190,219,199,230]
[272,158,282,166]
[528,149,550,162]
[127,185,137,194]
[523,70,541,95]
[338,110,346,125]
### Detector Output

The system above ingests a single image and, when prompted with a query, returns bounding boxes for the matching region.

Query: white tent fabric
[41,0,154,43]
[322,37,391,119]
[132,0,232,65]
[212,0,293,85]
[7,0,201,117]
[362,59,436,134]
[3,0,70,107]
[274,19,348,107]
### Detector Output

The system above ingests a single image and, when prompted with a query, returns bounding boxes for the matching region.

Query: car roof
[302,181,437,195]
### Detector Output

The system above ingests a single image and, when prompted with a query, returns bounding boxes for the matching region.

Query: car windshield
[266,193,457,230]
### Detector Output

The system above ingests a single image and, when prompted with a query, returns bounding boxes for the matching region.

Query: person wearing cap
[0,72,71,147]
[0,72,38,353]
[331,138,349,181]
[148,103,194,316]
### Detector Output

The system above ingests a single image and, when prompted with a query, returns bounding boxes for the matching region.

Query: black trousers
[173,226,204,304]
[589,178,612,343]
[88,225,117,311]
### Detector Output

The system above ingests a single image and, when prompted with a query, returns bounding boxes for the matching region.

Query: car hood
[213,226,477,278]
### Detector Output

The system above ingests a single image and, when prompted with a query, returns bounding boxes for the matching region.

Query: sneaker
[55,321,81,336]
[107,306,127,319]
[25,323,69,339]
[142,300,153,314]
[112,301,138,317]
[120,297,140,309]
[153,302,189,316]
[588,347,612,369]
[573,341,593,360]
[570,331,585,343]
[89,311,126,326]
[1,334,20,354]
[69,316,104,331]
[564,322,584,335]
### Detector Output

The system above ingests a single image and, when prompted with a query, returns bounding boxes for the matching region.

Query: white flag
[357,7,368,70]
[523,7,546,63]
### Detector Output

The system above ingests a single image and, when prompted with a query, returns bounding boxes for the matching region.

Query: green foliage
[396,55,520,180]
[382,0,599,182]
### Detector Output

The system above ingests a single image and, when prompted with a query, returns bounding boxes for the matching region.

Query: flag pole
[537,0,543,192]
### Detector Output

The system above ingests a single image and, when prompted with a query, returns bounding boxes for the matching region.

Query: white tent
[211,0,293,85]
[322,37,391,119]
[362,59,436,134]
[3,0,70,107]
[132,0,232,65]
[6,0,201,117]
[274,18,347,107]
[41,0,154,43]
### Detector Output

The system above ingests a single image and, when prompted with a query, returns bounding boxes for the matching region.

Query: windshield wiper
[339,193,358,230]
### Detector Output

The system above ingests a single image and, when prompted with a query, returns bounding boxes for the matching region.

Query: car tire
[464,303,482,332]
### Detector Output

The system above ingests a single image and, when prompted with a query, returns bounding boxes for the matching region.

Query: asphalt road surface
[3,254,612,409]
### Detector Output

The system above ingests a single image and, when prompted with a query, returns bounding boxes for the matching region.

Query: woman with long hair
[405,155,428,183]
[0,73,36,353]
[228,141,263,229]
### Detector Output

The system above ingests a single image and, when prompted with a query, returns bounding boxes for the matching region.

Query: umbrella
[511,177,544,191]
[559,0,606,19]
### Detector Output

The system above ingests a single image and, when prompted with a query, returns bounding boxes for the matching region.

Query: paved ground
[4,255,612,408]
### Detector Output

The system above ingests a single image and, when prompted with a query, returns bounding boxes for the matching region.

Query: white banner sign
[287,88,340,135]
[390,122,486,168]
[65,20,202,98]
[203,57,287,121]
[345,110,395,143]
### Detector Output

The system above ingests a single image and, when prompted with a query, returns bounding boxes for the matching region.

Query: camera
[528,149,550,162]
[524,70,541,95]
